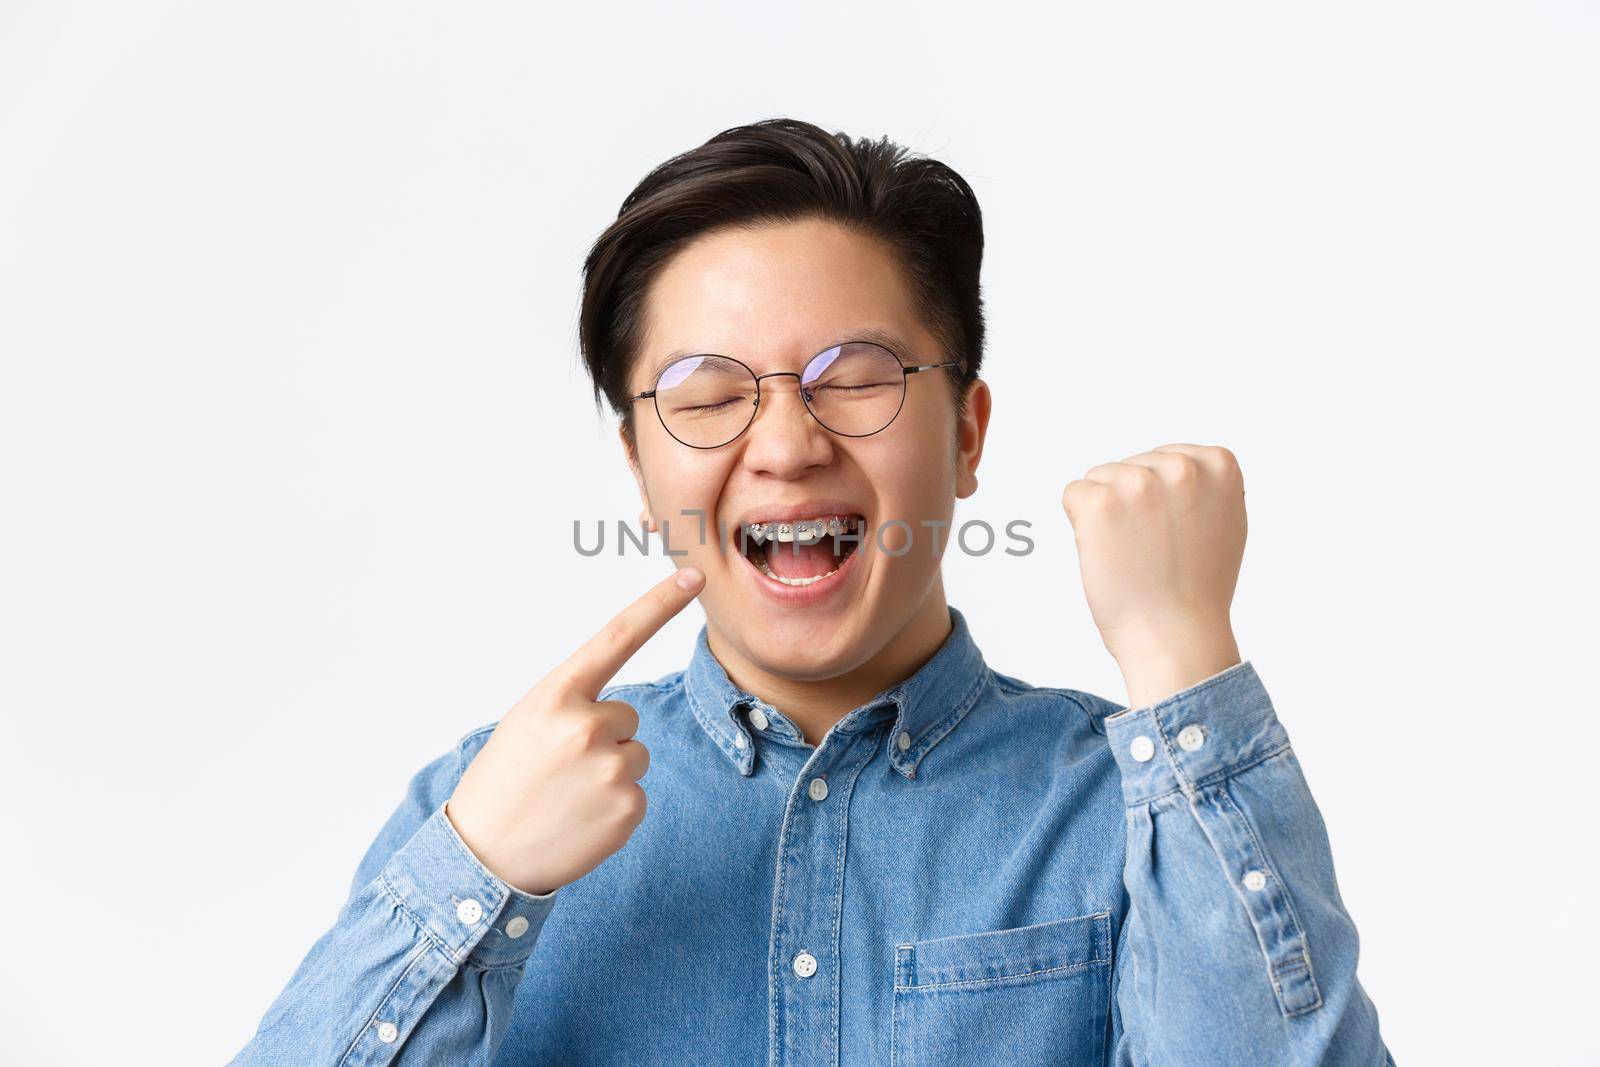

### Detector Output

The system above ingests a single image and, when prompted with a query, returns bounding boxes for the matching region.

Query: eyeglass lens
[652,342,907,448]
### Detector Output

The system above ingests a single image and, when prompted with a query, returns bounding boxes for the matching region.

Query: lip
[733,521,867,607]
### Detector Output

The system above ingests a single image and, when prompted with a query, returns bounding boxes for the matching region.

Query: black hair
[578,117,986,451]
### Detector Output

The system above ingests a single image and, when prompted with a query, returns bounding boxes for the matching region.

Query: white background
[3,2,1596,1063]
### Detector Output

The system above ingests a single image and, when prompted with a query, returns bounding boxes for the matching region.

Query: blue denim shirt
[231,605,1393,1065]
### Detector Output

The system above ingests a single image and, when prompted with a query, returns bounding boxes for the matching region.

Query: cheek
[854,454,954,559]
[867,423,954,503]
[641,456,732,538]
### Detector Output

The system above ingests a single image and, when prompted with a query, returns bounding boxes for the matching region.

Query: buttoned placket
[679,612,987,1064]
[760,708,891,1067]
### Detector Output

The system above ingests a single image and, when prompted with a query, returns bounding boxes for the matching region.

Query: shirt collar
[683,605,989,780]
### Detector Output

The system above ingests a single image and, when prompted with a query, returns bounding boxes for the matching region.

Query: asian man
[231,118,1392,1066]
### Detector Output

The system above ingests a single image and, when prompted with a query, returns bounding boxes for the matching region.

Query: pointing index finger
[558,566,705,699]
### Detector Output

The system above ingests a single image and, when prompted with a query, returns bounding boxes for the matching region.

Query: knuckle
[600,701,639,742]
[602,749,632,782]
[601,616,631,653]
[619,700,640,731]
[569,713,609,749]
[627,736,650,769]
[542,670,583,705]
[1064,482,1107,518]
[619,784,647,823]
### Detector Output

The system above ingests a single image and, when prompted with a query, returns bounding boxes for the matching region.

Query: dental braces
[743,516,864,545]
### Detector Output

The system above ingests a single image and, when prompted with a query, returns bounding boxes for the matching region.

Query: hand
[445,567,706,897]
[1061,444,1246,709]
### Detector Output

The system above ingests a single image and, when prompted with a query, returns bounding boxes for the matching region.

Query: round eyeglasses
[628,340,962,450]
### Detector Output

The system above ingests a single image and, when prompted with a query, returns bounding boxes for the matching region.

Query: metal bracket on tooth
[743,518,851,547]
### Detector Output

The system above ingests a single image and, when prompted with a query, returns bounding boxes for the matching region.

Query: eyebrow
[639,326,916,388]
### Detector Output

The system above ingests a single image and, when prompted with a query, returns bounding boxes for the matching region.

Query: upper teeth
[743,515,862,545]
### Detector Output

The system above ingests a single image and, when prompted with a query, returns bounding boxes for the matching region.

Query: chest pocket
[891,910,1112,1067]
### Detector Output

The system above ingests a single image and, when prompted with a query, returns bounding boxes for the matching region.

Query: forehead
[633,217,930,389]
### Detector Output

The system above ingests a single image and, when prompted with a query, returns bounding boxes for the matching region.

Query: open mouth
[737,514,866,587]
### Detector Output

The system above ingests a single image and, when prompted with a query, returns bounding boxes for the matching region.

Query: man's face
[623,216,987,681]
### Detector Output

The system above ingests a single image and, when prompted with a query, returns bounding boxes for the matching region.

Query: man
[231,118,1393,1064]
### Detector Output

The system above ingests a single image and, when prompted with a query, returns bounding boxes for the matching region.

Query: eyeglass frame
[626,340,964,449]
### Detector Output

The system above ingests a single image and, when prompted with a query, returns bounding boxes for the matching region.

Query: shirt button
[1129,735,1156,762]
[734,732,747,749]
[1178,724,1206,752]
[792,951,818,978]
[505,915,530,939]
[1243,869,1268,892]
[749,708,770,731]
[376,1021,399,1043]
[456,898,483,925]
[897,730,912,751]
[807,777,829,802]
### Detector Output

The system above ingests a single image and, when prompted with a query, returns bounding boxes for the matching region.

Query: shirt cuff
[379,803,558,968]
[1102,659,1291,806]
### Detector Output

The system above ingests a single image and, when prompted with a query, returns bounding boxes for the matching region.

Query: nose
[740,374,833,477]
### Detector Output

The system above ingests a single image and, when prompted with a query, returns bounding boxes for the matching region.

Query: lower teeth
[754,555,840,587]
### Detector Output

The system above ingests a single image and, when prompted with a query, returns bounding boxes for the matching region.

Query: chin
[707,581,879,676]
[736,625,865,681]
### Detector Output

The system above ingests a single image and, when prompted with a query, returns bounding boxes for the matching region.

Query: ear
[953,377,991,500]
[620,423,658,533]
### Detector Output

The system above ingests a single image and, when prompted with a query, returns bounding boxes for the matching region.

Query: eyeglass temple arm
[903,361,962,375]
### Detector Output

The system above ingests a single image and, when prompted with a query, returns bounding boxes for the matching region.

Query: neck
[706,585,955,747]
